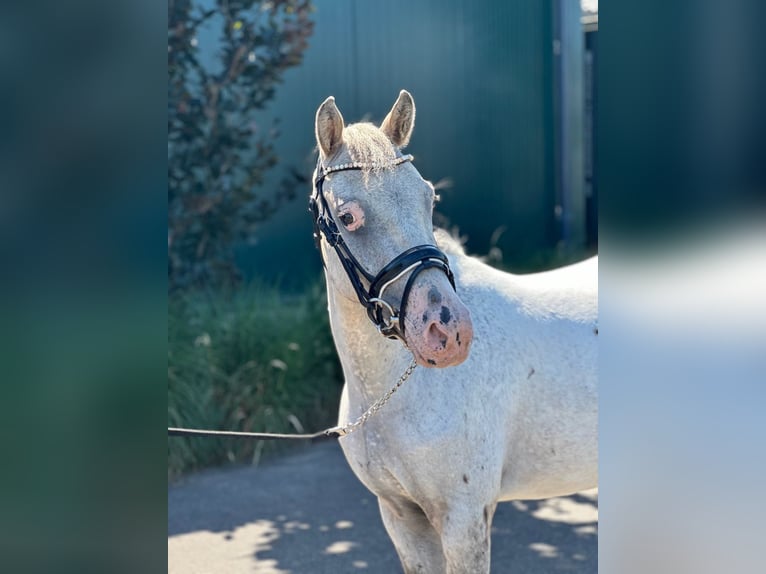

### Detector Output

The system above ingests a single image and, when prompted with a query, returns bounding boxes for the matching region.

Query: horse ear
[381,90,416,148]
[315,96,345,160]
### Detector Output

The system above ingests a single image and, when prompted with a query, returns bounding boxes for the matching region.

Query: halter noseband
[309,154,456,342]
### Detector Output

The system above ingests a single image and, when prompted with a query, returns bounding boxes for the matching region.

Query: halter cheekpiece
[309,154,456,342]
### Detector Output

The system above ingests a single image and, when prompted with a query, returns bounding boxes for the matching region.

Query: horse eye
[337,202,365,231]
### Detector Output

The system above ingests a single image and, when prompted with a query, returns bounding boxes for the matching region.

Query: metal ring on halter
[368,297,399,334]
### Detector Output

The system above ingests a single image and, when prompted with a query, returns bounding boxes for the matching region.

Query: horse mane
[434,228,467,256]
[342,123,398,170]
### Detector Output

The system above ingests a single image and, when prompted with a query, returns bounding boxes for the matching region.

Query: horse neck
[325,279,413,403]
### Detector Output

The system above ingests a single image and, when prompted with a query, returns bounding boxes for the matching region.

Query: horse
[310,90,597,573]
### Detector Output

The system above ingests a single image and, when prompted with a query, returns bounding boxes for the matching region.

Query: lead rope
[168,356,418,440]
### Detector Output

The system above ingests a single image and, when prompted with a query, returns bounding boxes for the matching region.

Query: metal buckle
[368,297,401,338]
[378,320,401,339]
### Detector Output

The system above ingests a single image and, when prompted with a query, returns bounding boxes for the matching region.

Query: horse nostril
[427,322,449,350]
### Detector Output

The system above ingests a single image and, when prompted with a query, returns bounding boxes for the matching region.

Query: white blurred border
[600,219,766,574]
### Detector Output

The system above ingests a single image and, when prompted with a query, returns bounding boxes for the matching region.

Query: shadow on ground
[168,441,597,573]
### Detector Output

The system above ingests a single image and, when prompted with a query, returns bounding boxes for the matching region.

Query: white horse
[312,90,597,573]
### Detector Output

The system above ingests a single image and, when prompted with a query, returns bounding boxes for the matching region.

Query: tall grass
[168,281,343,479]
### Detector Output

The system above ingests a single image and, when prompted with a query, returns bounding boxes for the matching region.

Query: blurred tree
[168,0,314,290]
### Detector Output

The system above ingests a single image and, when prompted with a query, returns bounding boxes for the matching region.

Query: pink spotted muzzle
[403,275,473,368]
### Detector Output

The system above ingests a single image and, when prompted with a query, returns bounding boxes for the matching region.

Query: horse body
[313,91,597,573]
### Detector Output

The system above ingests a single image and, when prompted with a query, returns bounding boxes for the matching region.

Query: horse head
[312,90,473,368]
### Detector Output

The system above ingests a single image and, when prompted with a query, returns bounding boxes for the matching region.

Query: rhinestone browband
[321,154,414,175]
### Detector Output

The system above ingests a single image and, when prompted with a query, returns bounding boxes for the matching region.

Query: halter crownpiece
[309,154,456,342]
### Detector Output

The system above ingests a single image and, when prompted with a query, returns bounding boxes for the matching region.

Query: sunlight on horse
[312,90,597,574]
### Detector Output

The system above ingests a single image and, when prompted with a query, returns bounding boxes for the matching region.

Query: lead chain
[327,357,418,437]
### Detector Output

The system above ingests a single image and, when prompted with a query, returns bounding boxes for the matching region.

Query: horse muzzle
[402,273,473,368]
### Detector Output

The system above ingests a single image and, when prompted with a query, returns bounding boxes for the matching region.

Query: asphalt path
[168,441,597,573]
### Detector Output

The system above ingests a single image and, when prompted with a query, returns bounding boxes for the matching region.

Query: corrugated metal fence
[237,0,586,285]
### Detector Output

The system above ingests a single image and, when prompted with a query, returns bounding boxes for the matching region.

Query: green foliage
[168,0,314,289]
[168,281,342,478]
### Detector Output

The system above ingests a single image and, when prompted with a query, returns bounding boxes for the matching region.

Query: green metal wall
[238,0,584,285]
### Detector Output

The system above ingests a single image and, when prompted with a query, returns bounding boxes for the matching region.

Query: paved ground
[169,441,597,573]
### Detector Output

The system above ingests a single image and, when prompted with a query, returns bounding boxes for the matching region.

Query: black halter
[309,154,456,341]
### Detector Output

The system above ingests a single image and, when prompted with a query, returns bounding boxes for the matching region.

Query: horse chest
[339,430,415,501]
[338,393,494,507]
